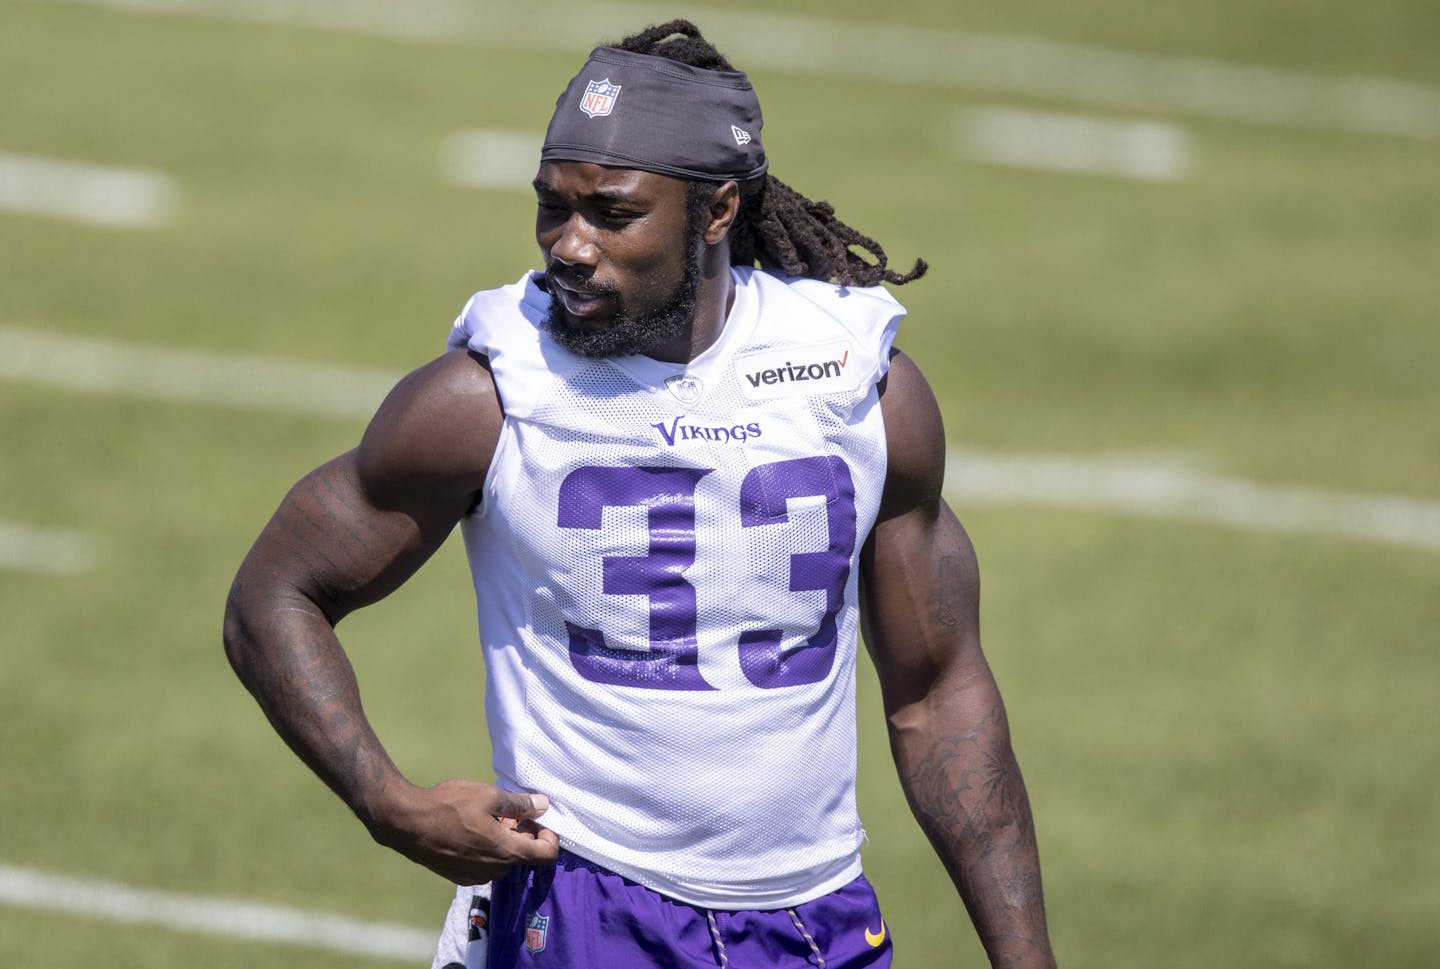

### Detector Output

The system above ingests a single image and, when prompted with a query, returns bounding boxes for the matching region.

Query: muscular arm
[223,348,558,883]
[861,352,1055,968]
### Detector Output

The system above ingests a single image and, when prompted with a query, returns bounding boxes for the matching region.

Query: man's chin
[544,307,646,358]
[554,310,611,335]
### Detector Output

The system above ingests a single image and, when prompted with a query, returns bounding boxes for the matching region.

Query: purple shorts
[485,850,894,968]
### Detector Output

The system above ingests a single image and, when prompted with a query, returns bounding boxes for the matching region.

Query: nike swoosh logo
[865,919,887,947]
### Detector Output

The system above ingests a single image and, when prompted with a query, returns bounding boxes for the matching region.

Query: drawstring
[707,906,827,968]
[786,908,826,968]
[705,910,730,968]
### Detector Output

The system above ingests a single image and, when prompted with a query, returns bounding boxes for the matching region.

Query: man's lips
[549,276,610,319]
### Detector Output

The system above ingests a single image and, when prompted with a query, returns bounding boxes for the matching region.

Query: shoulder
[745,270,907,389]
[876,350,946,520]
[749,269,907,325]
[356,348,504,508]
[448,272,549,356]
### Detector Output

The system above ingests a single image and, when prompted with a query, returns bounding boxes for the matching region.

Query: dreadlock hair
[613,20,928,288]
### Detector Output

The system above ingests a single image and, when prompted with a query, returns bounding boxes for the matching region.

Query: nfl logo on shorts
[524,911,550,955]
[580,79,621,118]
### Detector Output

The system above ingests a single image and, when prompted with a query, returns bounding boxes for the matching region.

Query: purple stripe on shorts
[487,850,893,968]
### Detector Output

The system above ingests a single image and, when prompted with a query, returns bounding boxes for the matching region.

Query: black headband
[541,46,768,182]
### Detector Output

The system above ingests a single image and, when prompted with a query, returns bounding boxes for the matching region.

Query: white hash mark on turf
[951,107,1192,181]
[440,130,543,189]
[0,151,178,228]
[0,325,395,419]
[0,864,435,961]
[946,449,1440,550]
[0,521,97,575]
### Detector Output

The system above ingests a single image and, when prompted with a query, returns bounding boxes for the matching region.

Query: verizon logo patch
[734,342,860,399]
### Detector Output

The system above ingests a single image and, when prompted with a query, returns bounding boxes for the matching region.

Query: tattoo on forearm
[240,605,391,804]
[910,708,1031,842]
[904,706,1051,957]
[229,501,398,808]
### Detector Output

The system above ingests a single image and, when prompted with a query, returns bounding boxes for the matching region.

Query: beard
[541,261,699,359]
[541,252,700,359]
[540,200,707,359]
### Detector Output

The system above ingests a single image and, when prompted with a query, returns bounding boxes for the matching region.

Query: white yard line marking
[3,326,1437,551]
[439,129,543,190]
[951,107,1192,181]
[22,0,1440,142]
[0,521,97,575]
[0,864,434,962]
[947,449,1440,550]
[0,325,395,419]
[0,152,178,228]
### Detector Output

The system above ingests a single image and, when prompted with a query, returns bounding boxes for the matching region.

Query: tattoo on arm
[238,600,389,793]
[904,707,1051,958]
[909,707,1033,849]
[928,551,964,630]
[225,467,413,819]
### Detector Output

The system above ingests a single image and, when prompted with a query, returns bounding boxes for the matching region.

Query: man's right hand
[365,778,561,884]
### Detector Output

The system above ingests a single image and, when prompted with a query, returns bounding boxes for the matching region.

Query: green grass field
[2,1,1437,966]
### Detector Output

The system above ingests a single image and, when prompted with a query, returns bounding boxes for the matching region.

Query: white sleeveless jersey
[447,267,903,910]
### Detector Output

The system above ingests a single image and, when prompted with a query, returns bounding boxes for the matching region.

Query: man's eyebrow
[531,178,645,206]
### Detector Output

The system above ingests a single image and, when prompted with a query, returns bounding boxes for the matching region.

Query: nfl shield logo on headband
[580,79,621,118]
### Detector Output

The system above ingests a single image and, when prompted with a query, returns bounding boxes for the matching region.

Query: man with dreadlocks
[225,19,1055,969]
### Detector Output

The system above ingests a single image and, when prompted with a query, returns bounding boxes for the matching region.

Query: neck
[648,247,735,364]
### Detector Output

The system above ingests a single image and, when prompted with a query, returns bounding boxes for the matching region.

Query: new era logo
[731,124,752,146]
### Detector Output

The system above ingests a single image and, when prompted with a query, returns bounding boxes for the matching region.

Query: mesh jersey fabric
[447,267,903,910]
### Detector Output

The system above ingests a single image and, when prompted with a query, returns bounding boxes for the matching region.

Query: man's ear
[704,181,741,245]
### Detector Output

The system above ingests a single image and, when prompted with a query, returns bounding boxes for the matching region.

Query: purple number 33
[556,457,857,691]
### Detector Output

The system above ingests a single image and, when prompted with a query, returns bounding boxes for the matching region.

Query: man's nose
[548,213,598,267]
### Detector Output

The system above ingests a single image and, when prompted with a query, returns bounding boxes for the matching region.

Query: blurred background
[1,1,1437,966]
